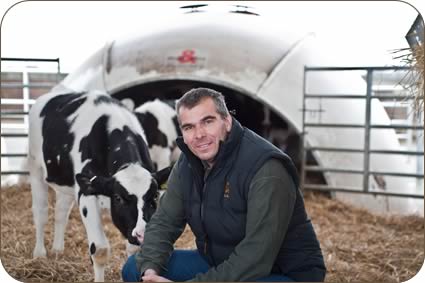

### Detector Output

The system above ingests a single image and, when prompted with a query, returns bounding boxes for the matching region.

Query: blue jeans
[122,250,294,282]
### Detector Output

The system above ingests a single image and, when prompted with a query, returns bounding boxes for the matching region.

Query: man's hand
[142,269,172,282]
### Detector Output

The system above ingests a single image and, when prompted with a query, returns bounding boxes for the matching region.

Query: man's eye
[204,118,216,125]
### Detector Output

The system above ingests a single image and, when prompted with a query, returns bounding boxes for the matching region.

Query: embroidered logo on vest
[224,182,231,199]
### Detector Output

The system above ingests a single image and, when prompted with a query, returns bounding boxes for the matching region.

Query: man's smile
[196,142,212,150]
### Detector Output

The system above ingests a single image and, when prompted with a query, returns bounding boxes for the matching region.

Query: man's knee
[122,254,140,282]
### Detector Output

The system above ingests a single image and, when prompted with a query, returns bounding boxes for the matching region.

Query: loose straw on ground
[1,185,423,282]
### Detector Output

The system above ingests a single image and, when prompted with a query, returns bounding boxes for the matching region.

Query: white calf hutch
[2,10,423,215]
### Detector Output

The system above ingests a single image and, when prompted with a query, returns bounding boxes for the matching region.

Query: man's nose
[194,126,206,139]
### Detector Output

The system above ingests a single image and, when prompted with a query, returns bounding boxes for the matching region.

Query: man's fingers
[142,274,159,282]
[142,274,153,282]
[144,269,157,276]
[142,274,172,282]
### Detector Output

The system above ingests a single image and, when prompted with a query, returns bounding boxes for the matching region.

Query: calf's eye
[113,194,124,204]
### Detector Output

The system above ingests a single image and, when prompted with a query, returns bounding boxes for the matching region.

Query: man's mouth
[196,142,212,150]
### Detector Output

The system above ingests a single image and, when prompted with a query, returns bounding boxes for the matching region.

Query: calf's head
[76,164,171,245]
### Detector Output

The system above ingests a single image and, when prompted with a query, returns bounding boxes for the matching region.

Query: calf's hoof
[51,248,65,258]
[33,247,47,258]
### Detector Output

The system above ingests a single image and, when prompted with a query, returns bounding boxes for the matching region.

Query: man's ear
[152,166,172,190]
[225,114,232,132]
[75,173,113,197]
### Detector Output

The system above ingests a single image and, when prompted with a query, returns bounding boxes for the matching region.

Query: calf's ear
[75,173,113,197]
[75,173,91,189]
[152,166,172,190]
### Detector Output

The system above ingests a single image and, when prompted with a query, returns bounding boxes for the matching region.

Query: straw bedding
[1,184,423,282]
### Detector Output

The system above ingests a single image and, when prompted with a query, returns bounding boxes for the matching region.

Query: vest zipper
[204,236,208,254]
[201,179,210,258]
[198,165,215,263]
[201,180,207,254]
[201,182,207,221]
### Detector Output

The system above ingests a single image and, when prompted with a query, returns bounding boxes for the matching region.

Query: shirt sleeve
[136,162,187,276]
[189,158,297,281]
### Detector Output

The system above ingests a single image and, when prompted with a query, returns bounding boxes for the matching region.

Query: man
[122,88,326,282]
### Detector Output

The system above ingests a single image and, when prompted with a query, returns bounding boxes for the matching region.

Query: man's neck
[202,160,214,169]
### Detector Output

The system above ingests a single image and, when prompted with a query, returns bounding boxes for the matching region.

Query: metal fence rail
[1,57,61,177]
[301,66,424,198]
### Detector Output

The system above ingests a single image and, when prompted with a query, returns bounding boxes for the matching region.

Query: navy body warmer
[175,118,326,282]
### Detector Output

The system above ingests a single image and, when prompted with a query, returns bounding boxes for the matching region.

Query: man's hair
[176,88,230,120]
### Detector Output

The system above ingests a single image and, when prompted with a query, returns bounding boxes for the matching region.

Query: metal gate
[1,57,61,179]
[301,66,424,199]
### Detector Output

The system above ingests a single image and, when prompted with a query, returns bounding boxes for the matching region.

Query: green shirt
[136,158,296,281]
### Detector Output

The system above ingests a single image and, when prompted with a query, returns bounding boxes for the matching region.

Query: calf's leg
[30,166,49,258]
[52,190,75,254]
[79,194,110,282]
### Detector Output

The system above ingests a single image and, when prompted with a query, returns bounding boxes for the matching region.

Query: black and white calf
[133,99,181,171]
[28,90,170,282]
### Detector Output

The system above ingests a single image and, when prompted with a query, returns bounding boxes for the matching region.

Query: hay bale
[1,185,423,282]
[393,43,424,117]
[412,44,424,114]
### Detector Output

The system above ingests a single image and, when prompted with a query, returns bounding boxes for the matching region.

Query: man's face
[179,98,232,166]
